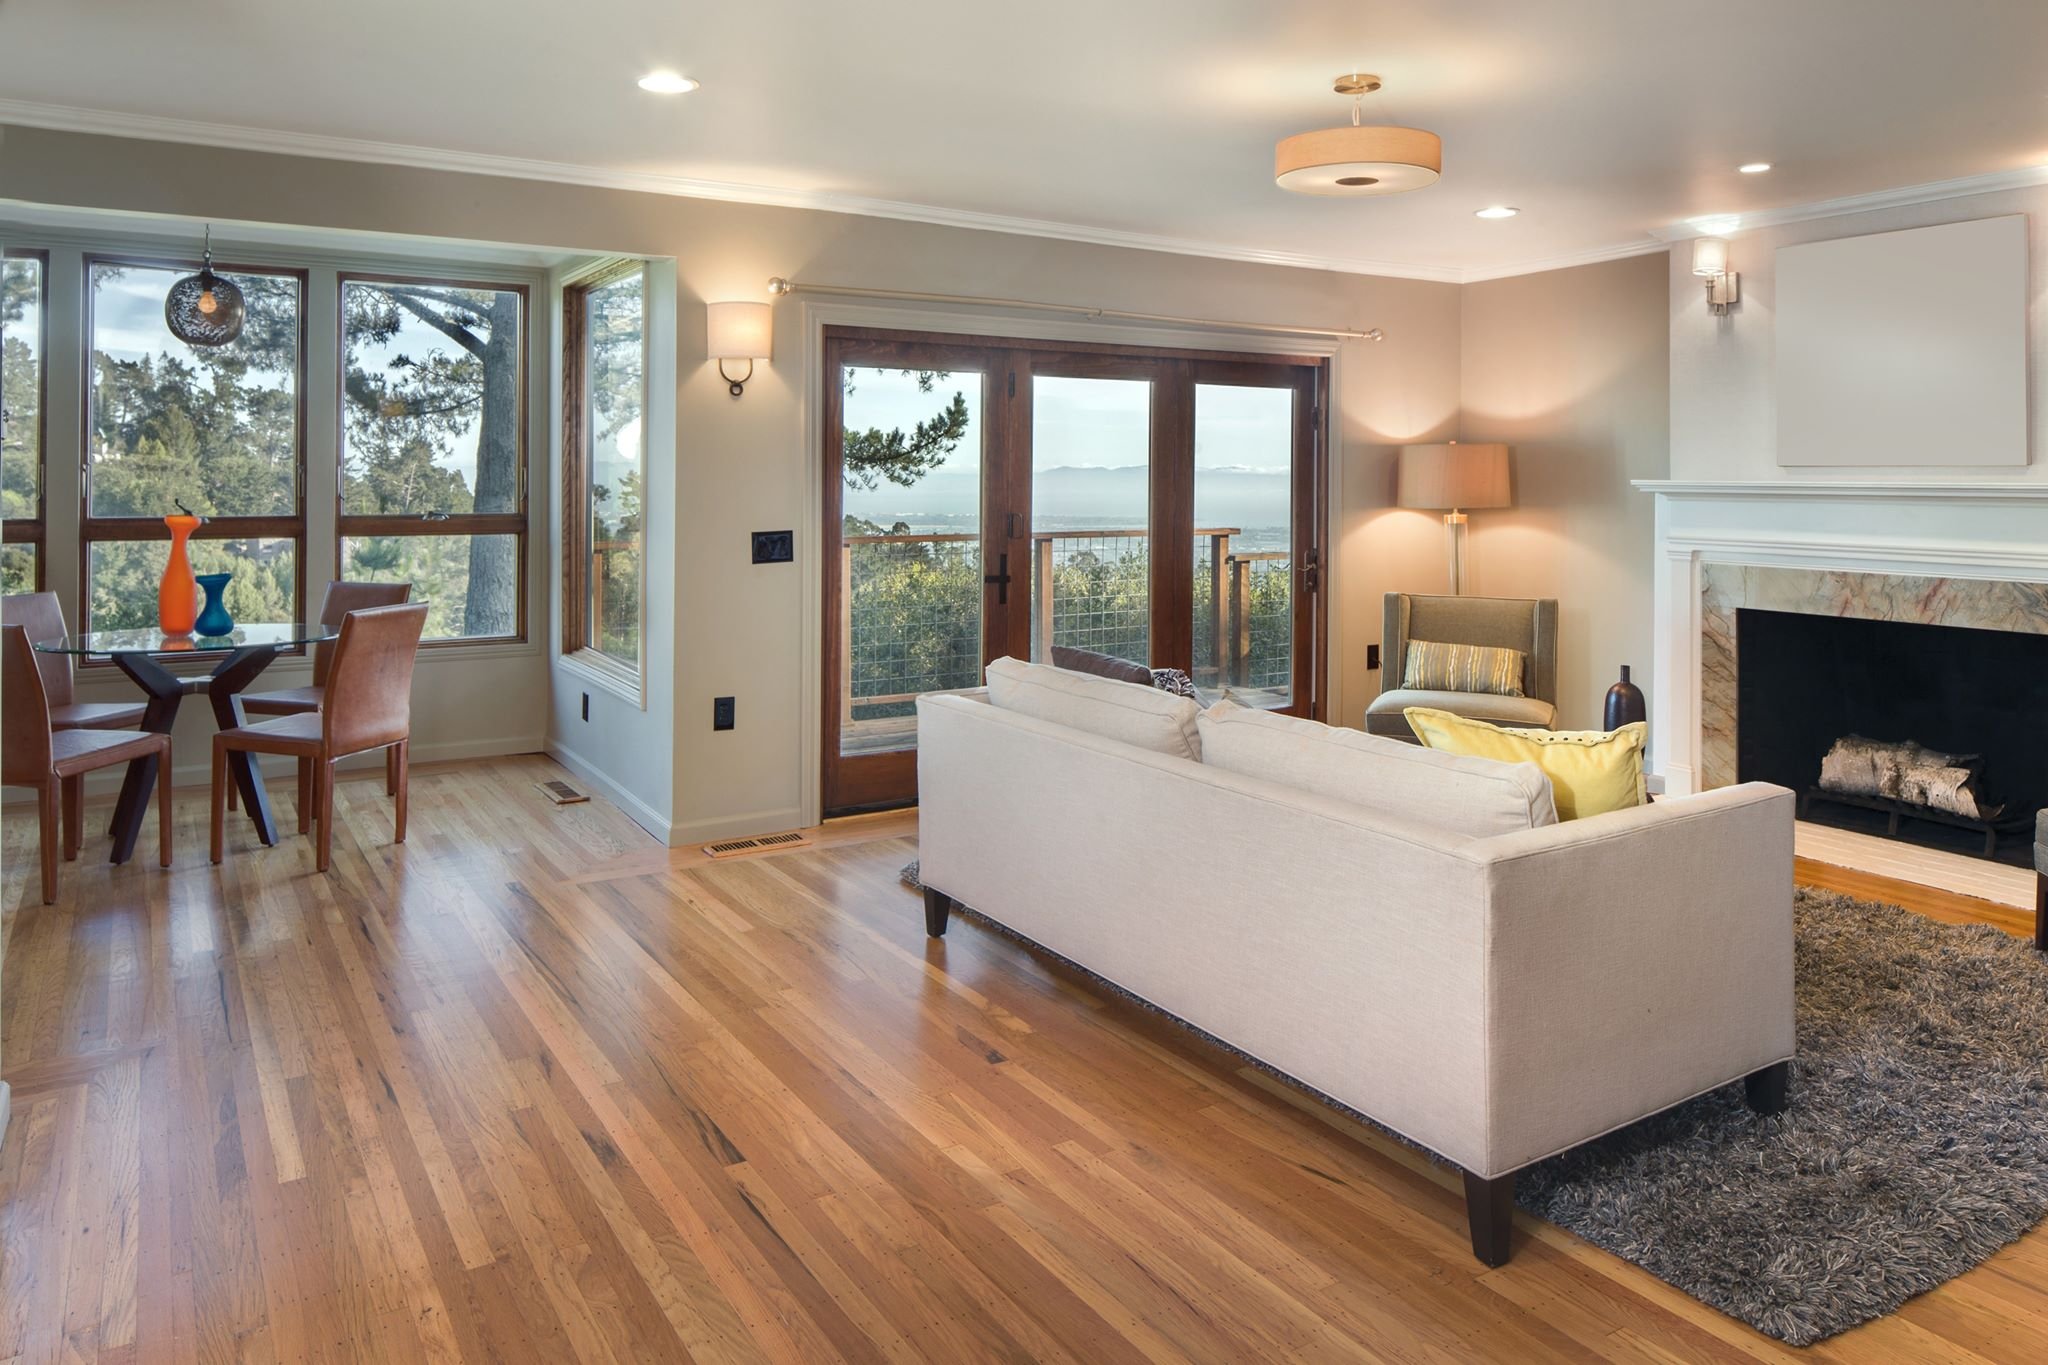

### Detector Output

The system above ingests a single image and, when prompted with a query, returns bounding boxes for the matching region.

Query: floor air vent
[535,779,589,805]
[702,831,811,859]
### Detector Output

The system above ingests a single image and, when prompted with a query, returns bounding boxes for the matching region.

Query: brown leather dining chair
[3,624,173,903]
[2,591,149,731]
[237,580,412,805]
[211,602,428,873]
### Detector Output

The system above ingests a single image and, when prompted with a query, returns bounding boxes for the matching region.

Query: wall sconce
[707,300,772,396]
[1692,237,1740,315]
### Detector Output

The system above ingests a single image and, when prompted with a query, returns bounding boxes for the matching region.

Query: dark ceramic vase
[1604,664,1647,731]
[194,572,235,637]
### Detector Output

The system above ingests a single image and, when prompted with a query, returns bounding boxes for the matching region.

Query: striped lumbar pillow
[1401,640,1526,697]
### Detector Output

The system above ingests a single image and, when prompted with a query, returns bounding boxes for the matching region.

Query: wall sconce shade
[708,299,772,396]
[1396,442,1512,511]
[1398,442,1511,595]
[1691,237,1740,315]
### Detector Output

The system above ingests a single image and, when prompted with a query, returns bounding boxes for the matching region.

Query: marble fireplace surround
[1638,481,2048,797]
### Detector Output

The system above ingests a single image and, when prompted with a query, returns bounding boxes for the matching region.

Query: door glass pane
[87,262,300,518]
[1193,384,1294,705]
[343,533,522,641]
[89,538,297,634]
[1030,376,1151,666]
[838,365,984,756]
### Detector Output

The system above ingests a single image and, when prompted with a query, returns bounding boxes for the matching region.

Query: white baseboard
[666,806,811,849]
[542,741,672,843]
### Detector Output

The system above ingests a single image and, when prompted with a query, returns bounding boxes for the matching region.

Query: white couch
[915,666,1797,1266]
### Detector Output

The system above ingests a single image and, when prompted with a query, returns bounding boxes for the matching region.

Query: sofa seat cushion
[1197,699,1557,836]
[985,656,1202,760]
[1366,688,1557,739]
[1406,708,1647,821]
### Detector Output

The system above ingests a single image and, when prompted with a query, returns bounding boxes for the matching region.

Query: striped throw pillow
[1401,640,1526,697]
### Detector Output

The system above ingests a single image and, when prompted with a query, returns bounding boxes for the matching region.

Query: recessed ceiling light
[1738,162,1772,174]
[1474,205,1519,219]
[637,71,699,94]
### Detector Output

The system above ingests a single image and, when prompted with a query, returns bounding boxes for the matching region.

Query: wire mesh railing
[840,527,1292,742]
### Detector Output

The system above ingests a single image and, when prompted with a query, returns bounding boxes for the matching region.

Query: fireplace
[1735,608,2048,864]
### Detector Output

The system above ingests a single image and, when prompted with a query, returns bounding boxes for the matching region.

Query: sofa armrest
[1469,783,1797,1175]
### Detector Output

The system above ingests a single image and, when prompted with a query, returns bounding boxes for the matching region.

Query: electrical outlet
[713,696,736,731]
[751,530,794,564]
[1366,644,1382,671]
[581,692,590,721]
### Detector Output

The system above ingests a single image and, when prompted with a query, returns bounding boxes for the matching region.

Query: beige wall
[1454,253,1671,728]
[0,124,1464,839]
[1670,183,2048,482]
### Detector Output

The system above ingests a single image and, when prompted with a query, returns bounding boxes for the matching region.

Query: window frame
[334,270,532,647]
[2,247,49,589]
[559,260,649,691]
[79,253,310,649]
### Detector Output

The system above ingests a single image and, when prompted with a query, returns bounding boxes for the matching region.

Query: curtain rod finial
[767,276,793,296]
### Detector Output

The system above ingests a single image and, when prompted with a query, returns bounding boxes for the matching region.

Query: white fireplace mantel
[1637,478,2048,796]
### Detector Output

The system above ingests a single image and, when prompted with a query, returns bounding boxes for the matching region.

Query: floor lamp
[1397,442,1512,595]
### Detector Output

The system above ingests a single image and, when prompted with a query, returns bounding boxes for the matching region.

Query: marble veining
[1699,565,2048,790]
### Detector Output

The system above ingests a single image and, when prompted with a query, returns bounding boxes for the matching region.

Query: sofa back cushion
[1196,700,1557,836]
[985,656,1202,760]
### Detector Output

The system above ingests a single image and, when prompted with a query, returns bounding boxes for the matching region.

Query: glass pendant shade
[165,237,246,347]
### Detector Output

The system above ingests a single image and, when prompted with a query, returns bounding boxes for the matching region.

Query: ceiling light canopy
[1474,205,1519,219]
[637,70,699,94]
[1738,162,1772,174]
[1275,74,1441,197]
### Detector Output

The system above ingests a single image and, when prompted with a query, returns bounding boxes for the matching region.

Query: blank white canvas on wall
[1775,214,2028,467]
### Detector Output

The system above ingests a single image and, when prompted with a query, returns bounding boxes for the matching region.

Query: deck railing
[840,527,1290,743]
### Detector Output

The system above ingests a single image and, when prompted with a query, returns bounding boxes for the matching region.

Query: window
[339,275,528,641]
[562,264,647,677]
[2,250,46,591]
[83,258,305,631]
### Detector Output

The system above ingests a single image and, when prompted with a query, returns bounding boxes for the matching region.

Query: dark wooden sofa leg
[1462,1170,1514,1268]
[923,886,953,938]
[1743,1060,1791,1115]
[2035,873,2045,952]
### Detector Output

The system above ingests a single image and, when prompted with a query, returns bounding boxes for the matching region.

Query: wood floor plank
[4,755,2045,1362]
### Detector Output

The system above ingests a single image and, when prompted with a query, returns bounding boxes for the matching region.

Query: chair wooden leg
[39,780,59,904]
[210,742,228,865]
[2034,872,2045,952]
[316,759,336,873]
[393,740,409,844]
[158,745,174,868]
[297,758,313,836]
[62,775,83,861]
[227,776,237,812]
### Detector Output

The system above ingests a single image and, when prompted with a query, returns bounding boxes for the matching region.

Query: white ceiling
[3,0,2046,280]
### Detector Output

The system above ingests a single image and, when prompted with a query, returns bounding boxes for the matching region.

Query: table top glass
[30,622,339,656]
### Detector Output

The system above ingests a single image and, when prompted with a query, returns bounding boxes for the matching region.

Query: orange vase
[159,513,201,636]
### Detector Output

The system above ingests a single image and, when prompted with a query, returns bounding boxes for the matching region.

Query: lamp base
[1443,510,1470,595]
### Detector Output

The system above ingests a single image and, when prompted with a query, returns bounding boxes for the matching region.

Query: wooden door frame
[821,324,1329,815]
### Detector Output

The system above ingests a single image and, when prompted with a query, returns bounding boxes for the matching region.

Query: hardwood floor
[3,756,2046,1363]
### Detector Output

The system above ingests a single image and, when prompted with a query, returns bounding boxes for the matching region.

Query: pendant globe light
[164,226,246,347]
[1275,73,1441,197]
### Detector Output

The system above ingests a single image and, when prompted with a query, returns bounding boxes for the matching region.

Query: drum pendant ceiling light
[1275,73,1441,197]
[164,225,247,347]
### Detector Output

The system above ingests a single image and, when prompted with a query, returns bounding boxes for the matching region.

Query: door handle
[984,552,1011,606]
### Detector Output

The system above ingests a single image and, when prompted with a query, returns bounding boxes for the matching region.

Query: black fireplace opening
[1735,607,2048,866]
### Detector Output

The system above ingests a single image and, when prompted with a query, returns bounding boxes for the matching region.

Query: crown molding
[1651,163,2048,242]
[1634,479,2048,502]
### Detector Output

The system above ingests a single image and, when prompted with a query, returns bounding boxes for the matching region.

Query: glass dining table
[32,623,340,864]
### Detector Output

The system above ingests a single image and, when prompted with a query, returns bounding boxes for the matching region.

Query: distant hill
[844,463,1291,530]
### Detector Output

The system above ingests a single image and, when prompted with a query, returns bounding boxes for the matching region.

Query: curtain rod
[765,277,1383,343]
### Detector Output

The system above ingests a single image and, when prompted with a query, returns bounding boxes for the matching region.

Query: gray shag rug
[903,862,2048,1345]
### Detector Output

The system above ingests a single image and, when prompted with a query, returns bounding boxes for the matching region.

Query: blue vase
[194,572,235,637]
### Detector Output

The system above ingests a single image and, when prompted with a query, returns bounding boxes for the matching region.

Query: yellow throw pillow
[1404,708,1647,821]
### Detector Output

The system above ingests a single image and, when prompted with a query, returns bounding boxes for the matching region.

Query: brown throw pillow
[1051,645,1153,687]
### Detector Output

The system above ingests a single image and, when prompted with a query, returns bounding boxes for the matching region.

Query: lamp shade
[1397,443,1512,511]
[1691,236,1730,278]
[707,300,772,360]
[1274,124,1442,196]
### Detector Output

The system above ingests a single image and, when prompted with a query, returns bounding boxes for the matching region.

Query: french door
[823,328,1324,814]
